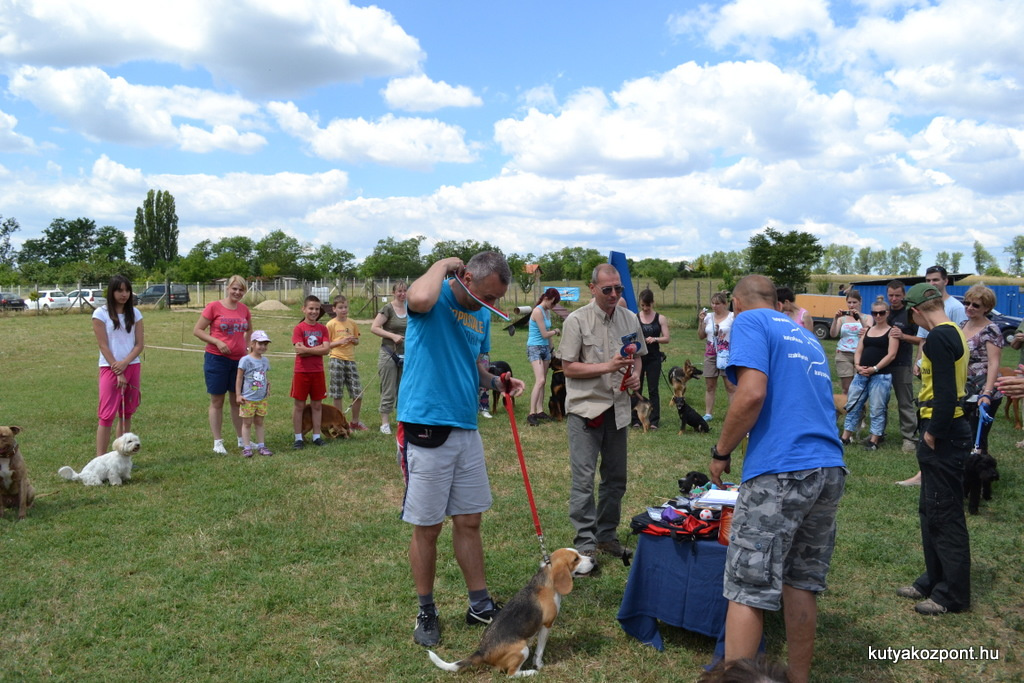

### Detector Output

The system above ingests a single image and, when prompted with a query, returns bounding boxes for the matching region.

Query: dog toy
[619,342,638,391]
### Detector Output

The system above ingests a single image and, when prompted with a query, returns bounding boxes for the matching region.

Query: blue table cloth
[617,533,729,651]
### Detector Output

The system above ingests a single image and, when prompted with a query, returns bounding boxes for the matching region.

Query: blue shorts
[527,345,552,362]
[204,352,240,395]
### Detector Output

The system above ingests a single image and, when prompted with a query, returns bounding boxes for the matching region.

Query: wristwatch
[711,445,731,461]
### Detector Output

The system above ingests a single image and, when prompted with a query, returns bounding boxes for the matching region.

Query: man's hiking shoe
[414,607,441,646]
[466,602,502,626]
[293,439,305,450]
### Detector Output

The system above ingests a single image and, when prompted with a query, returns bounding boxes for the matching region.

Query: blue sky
[1,0,1022,269]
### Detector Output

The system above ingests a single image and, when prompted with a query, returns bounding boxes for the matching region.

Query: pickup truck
[795,294,849,340]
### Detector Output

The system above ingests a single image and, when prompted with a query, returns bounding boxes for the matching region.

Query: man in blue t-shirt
[397,251,525,648]
[709,274,846,683]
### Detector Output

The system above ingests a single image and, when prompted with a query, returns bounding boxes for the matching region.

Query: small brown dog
[669,359,703,398]
[998,367,1021,430]
[630,392,652,432]
[0,426,35,520]
[301,404,351,439]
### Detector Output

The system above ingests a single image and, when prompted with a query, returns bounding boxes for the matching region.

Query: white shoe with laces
[213,439,228,455]
[380,423,391,435]
[480,410,493,419]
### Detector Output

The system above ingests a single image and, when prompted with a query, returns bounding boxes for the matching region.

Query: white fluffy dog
[59,432,140,486]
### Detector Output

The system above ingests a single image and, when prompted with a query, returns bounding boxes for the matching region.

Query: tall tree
[133,189,179,270]
[1004,236,1024,277]
[746,227,823,292]
[934,251,950,271]
[899,241,922,275]
[854,247,872,274]
[822,244,854,274]
[94,225,127,262]
[305,244,357,278]
[505,252,537,294]
[634,258,677,291]
[255,230,303,278]
[972,241,998,274]
[0,216,18,265]
[950,252,963,272]
[361,236,426,279]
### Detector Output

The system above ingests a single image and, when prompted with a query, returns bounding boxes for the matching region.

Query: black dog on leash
[672,395,710,434]
[488,361,514,414]
[964,452,999,515]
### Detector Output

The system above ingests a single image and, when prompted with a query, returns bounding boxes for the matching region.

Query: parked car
[137,284,190,306]
[67,288,107,309]
[0,291,27,311]
[952,295,1022,344]
[24,289,71,311]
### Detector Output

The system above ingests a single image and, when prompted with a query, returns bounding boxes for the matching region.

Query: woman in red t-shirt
[192,275,251,454]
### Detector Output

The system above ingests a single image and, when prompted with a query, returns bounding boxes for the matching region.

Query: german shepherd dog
[548,356,567,421]
[630,392,652,432]
[668,360,703,399]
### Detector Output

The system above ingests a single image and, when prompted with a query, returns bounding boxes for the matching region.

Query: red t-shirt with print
[292,320,329,373]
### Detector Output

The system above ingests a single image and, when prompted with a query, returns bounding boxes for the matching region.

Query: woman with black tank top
[634,289,670,429]
[840,297,899,449]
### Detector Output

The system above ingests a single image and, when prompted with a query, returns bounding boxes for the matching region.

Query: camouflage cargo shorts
[723,466,847,611]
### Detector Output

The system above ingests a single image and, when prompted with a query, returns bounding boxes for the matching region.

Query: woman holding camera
[830,289,872,393]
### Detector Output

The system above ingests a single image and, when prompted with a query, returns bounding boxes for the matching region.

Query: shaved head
[733,275,778,309]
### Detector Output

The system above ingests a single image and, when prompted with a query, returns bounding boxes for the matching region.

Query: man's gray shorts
[723,466,846,611]
[399,428,492,526]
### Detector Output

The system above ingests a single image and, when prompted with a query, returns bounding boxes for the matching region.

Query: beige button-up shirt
[560,300,646,428]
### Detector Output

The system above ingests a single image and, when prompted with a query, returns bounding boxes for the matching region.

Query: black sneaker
[413,607,441,646]
[864,441,879,451]
[466,601,502,626]
[527,413,539,426]
[536,412,552,421]
[312,437,326,447]
[293,439,305,450]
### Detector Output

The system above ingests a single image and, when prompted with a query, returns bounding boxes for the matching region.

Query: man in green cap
[895,282,971,615]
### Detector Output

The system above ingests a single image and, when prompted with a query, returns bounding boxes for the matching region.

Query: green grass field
[0,303,1020,682]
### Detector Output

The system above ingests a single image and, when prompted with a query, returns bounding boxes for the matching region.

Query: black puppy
[548,356,566,420]
[488,361,514,413]
[964,452,999,515]
[672,396,710,434]
[679,471,710,494]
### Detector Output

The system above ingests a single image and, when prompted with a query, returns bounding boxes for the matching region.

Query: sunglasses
[598,285,625,295]
[964,301,984,309]
[872,310,888,316]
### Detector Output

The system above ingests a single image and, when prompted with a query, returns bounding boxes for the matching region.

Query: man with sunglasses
[560,263,645,570]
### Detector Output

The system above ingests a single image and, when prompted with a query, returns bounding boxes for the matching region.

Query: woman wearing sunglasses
[840,297,899,450]
[959,284,1004,455]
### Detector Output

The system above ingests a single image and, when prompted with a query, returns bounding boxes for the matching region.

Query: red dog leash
[500,372,550,564]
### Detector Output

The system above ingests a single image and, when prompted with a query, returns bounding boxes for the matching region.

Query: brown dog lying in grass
[0,426,35,520]
[301,404,351,439]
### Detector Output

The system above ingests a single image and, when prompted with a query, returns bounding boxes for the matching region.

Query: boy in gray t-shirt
[235,330,272,457]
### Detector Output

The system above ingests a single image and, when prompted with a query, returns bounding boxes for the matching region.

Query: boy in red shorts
[292,295,333,449]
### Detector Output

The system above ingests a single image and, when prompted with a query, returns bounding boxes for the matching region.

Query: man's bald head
[732,274,778,312]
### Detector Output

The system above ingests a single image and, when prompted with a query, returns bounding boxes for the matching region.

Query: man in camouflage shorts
[710,275,847,683]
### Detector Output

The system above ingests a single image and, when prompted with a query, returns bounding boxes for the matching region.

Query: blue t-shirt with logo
[398,281,490,429]
[726,307,845,481]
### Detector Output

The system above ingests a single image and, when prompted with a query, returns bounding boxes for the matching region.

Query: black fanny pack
[402,422,453,448]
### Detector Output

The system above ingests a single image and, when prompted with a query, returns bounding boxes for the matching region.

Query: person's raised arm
[407,257,463,313]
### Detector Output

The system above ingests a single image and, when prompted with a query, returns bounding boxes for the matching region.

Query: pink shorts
[98,364,142,427]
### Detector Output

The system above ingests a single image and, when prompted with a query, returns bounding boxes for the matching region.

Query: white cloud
[494,61,903,178]
[382,75,483,112]
[0,0,424,97]
[8,66,266,152]
[0,108,38,153]
[269,101,476,168]
[909,117,1024,194]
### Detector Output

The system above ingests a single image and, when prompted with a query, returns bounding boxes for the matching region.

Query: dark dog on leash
[548,356,566,420]
[630,392,652,432]
[668,360,703,398]
[965,452,999,515]
[488,361,514,413]
[672,395,710,434]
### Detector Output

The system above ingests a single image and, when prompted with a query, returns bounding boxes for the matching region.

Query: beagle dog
[427,547,594,677]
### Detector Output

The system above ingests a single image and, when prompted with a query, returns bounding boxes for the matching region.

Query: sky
[1,0,1022,270]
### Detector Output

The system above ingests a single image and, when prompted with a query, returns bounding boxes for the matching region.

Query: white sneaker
[213,439,228,455]
[380,423,391,435]
[703,414,713,423]
[480,410,493,419]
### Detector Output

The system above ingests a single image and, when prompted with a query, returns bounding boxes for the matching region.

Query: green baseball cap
[904,283,943,307]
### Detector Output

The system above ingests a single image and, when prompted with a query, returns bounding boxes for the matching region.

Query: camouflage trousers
[723,466,846,611]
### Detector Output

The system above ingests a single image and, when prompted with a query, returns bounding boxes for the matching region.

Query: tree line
[3,192,1023,292]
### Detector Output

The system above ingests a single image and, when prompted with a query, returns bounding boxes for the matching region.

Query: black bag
[402,422,452,448]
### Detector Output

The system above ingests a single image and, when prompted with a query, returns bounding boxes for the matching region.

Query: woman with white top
[92,275,144,458]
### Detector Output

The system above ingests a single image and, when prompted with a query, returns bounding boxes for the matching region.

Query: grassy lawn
[0,302,1020,682]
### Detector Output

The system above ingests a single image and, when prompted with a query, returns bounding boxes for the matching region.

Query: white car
[24,289,71,311]
[67,288,107,309]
